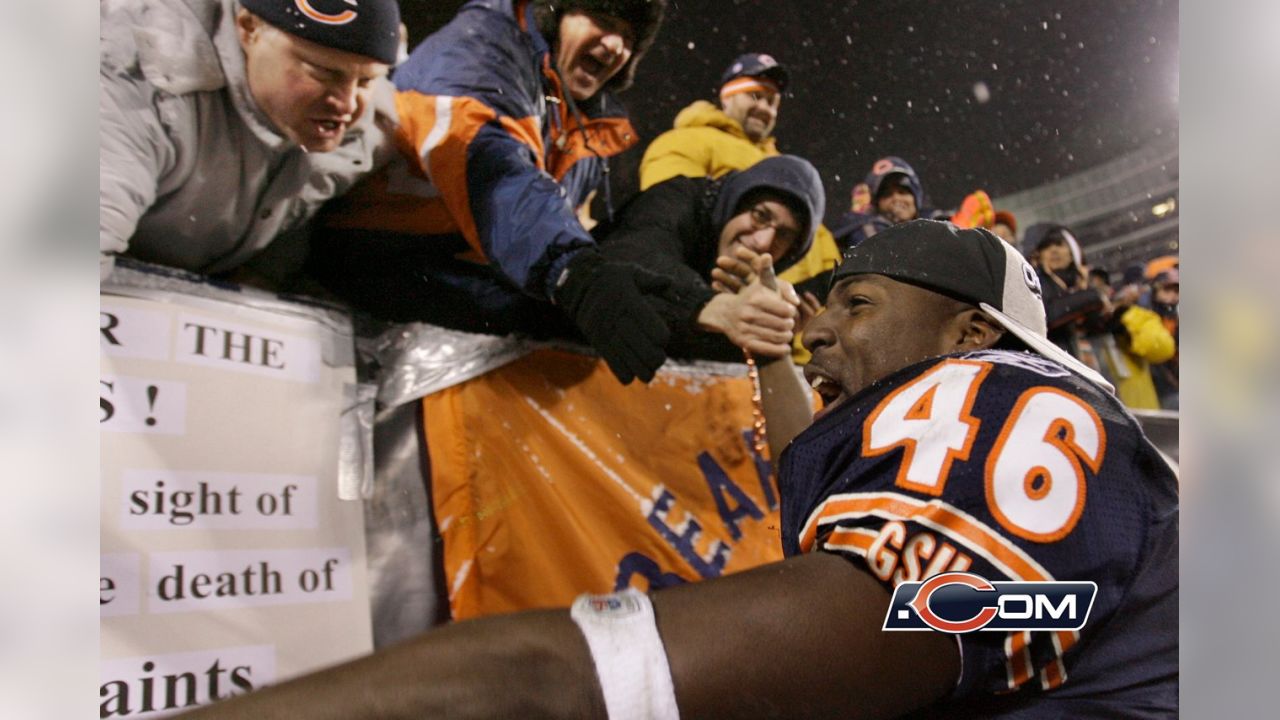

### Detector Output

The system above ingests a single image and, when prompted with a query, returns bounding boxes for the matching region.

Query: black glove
[1106,304,1135,343]
[553,250,673,384]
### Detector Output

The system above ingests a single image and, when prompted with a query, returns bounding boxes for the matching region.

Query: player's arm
[712,248,816,455]
[749,254,815,457]
[180,603,606,720]
[757,353,816,458]
[179,552,957,720]
[656,551,957,719]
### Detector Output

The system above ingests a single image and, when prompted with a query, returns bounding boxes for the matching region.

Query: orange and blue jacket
[324,0,638,299]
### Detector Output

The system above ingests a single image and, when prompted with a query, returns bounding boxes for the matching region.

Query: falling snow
[585,0,1179,211]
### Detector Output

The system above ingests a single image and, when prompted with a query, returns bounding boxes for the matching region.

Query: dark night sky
[403,0,1179,225]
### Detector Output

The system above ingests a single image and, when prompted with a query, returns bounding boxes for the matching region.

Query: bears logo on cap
[295,0,358,26]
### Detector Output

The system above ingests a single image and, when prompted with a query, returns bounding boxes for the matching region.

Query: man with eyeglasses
[593,155,824,363]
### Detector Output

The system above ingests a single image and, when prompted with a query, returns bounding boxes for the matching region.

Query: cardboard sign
[100,290,371,719]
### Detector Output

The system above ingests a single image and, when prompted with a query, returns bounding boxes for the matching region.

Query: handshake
[702,246,821,358]
[553,248,813,385]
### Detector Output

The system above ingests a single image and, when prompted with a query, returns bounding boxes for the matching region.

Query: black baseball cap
[832,219,1114,392]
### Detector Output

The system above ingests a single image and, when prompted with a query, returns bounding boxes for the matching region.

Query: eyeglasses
[744,204,801,246]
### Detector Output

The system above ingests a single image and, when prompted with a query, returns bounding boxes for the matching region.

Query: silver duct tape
[367,323,536,408]
[102,259,356,368]
[369,323,756,409]
[338,383,378,501]
[363,402,443,645]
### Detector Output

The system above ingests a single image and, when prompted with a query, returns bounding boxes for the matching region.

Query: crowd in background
[1022,223,1179,410]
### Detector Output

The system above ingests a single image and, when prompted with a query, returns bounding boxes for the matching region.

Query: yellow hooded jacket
[1105,305,1177,410]
[641,101,780,189]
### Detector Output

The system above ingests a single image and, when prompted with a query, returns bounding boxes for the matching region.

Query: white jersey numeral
[986,388,1104,541]
[865,361,991,495]
[864,360,1108,543]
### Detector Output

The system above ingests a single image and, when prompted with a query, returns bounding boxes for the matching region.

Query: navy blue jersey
[779,349,1178,717]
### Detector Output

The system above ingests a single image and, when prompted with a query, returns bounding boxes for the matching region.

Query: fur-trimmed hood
[532,0,667,93]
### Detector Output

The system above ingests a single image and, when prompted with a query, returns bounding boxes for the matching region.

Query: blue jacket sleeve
[467,123,596,299]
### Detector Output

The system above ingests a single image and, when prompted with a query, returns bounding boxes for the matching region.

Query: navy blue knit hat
[864,156,924,211]
[240,0,401,65]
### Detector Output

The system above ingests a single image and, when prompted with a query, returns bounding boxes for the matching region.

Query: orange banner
[423,349,786,619]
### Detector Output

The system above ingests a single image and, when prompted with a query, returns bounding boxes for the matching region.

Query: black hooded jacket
[1023,223,1108,352]
[594,155,825,362]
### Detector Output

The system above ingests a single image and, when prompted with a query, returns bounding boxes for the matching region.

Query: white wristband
[570,589,681,720]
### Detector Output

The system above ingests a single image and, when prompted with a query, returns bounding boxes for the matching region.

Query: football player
[181,221,1177,719]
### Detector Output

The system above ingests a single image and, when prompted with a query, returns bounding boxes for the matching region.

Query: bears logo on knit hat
[863,156,924,211]
[719,53,789,98]
[832,219,1115,392]
[239,0,401,65]
[870,157,911,178]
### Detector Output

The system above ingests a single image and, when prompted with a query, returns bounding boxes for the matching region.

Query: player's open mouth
[804,367,847,419]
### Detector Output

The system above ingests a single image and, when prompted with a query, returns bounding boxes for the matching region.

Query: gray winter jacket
[99,0,397,279]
